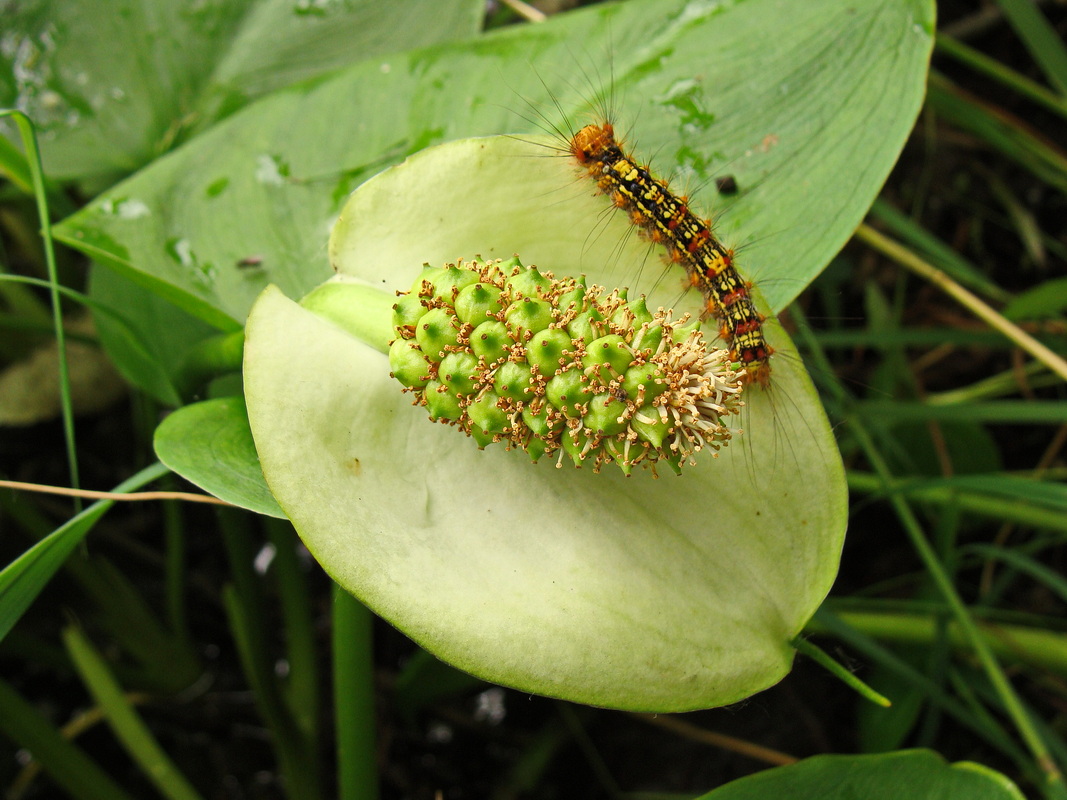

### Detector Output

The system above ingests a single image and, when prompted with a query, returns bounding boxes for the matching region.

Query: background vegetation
[1,0,1065,798]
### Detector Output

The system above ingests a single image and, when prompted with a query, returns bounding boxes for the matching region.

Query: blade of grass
[77,558,201,694]
[0,316,98,343]
[62,625,205,800]
[986,169,1048,267]
[925,362,1057,405]
[1,110,80,508]
[814,609,1067,678]
[0,123,75,217]
[333,585,378,800]
[0,274,181,386]
[964,543,1067,606]
[0,462,170,644]
[0,474,200,694]
[994,0,1067,95]
[492,715,570,799]
[555,704,619,797]
[855,223,1067,383]
[0,124,34,194]
[855,400,1067,424]
[966,671,1067,776]
[162,496,189,643]
[0,277,51,331]
[0,676,137,800]
[218,509,320,799]
[869,199,1012,302]
[392,649,485,721]
[935,33,1067,121]
[848,472,1067,535]
[0,274,153,332]
[814,327,1021,350]
[926,73,1067,195]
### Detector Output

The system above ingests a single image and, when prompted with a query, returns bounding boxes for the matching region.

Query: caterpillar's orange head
[569,123,616,163]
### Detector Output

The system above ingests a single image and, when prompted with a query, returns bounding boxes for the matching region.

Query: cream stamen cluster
[388,257,744,476]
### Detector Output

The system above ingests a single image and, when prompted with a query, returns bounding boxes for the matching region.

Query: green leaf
[1,0,484,181]
[243,133,850,710]
[88,265,218,405]
[54,0,934,328]
[696,750,1025,800]
[153,396,285,518]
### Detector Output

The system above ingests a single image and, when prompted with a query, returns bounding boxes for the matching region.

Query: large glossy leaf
[1,0,483,181]
[697,750,1024,800]
[54,0,935,330]
[242,130,849,710]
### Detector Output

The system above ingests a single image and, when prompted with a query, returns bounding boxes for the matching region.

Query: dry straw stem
[498,0,546,23]
[629,712,798,767]
[0,479,232,507]
[856,223,1067,384]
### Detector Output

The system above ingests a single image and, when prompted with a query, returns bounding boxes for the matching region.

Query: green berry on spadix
[389,257,745,476]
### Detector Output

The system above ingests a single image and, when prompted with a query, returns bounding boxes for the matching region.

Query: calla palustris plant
[243,136,847,711]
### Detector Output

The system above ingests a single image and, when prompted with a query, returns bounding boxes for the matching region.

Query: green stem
[0,118,75,218]
[333,585,378,800]
[994,0,1067,95]
[223,584,321,800]
[174,331,245,399]
[0,462,170,644]
[162,495,189,642]
[791,635,890,707]
[855,222,1067,383]
[218,511,321,799]
[812,608,1034,781]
